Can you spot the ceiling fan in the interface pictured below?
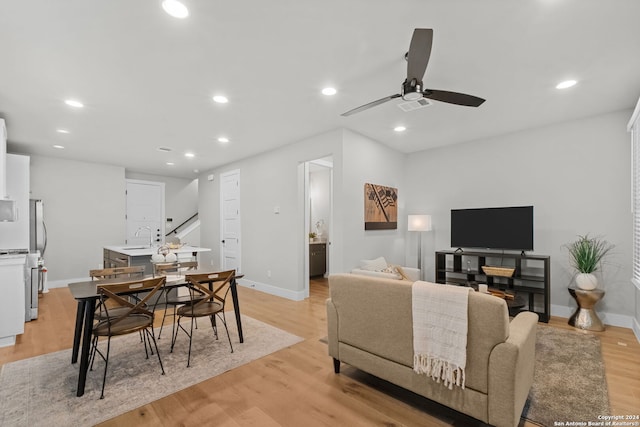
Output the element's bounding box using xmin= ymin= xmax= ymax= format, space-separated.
xmin=341 ymin=28 xmax=485 ymax=117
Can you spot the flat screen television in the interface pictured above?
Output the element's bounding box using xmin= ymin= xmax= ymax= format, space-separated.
xmin=450 ymin=206 xmax=534 ymax=251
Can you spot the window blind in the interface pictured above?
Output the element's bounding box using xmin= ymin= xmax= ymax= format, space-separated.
xmin=632 ymin=117 xmax=640 ymax=289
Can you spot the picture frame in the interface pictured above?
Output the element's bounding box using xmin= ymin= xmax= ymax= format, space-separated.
xmin=364 ymin=183 xmax=398 ymax=230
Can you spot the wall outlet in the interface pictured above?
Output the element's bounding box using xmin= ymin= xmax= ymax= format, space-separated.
xmin=267 ymin=270 xmax=271 ymax=278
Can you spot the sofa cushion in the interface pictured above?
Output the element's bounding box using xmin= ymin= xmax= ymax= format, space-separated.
xmin=350 ymin=268 xmax=403 ymax=280
xmin=359 ymin=256 xmax=389 ymax=271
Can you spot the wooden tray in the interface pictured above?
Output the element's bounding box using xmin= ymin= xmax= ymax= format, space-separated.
xmin=481 ymin=266 xmax=515 ymax=277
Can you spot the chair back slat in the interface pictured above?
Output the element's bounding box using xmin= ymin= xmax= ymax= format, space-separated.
xmin=97 ymin=277 xmax=166 ymax=325
xmin=90 ymin=266 xmax=145 ymax=280
xmin=185 ymin=270 xmax=235 ymax=308
xmin=154 ymin=260 xmax=198 ymax=276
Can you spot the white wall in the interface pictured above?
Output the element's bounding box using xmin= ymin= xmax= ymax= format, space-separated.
xmin=310 ymin=167 xmax=331 ymax=239
xmin=340 ymin=129 xmax=407 ymax=270
xmin=199 ymin=130 xmax=344 ymax=299
xmin=404 ymin=110 xmax=634 ymax=322
xmin=198 ymin=128 xmax=407 ymax=299
xmin=29 ymin=155 xmax=125 ymax=282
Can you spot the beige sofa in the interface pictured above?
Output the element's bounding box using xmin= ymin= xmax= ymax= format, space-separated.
xmin=326 ymin=273 xmax=538 ymax=427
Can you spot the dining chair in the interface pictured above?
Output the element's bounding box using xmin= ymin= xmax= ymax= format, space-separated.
xmin=89 ymin=276 xmax=166 ymax=399
xmin=154 ymin=260 xmax=200 ymax=339
xmin=171 ymin=270 xmax=235 ymax=367
xmin=90 ymin=266 xmax=147 ymax=322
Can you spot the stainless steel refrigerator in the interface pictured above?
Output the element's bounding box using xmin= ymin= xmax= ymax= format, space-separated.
xmin=26 ymin=199 xmax=47 ymax=321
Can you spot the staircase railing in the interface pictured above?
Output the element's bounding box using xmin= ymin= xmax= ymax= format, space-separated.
xmin=166 ymin=212 xmax=198 ymax=237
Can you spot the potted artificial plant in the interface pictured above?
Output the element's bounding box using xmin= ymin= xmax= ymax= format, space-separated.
xmin=566 ymin=234 xmax=614 ymax=290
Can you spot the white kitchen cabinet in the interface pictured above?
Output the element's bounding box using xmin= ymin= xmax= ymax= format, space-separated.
xmin=0 ymin=254 xmax=26 ymax=347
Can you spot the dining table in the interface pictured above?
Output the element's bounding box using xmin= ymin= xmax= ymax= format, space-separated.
xmin=68 ymin=271 xmax=245 ymax=397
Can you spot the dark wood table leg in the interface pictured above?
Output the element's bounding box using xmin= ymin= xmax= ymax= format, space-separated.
xmin=76 ymin=299 xmax=96 ymax=397
xmin=71 ymin=300 xmax=86 ymax=364
xmin=230 ymin=278 xmax=243 ymax=343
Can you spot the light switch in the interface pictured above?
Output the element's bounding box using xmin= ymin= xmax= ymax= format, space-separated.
xmin=274 ymin=206 xmax=280 ymax=214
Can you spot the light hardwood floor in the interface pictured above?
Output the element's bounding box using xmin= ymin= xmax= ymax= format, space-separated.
xmin=1 ymin=279 xmax=639 ymax=426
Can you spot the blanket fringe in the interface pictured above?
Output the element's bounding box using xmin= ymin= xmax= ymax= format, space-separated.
xmin=414 ymin=354 xmax=466 ymax=390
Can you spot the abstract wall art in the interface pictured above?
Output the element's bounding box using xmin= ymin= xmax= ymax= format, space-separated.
xmin=364 ymin=183 xmax=398 ymax=230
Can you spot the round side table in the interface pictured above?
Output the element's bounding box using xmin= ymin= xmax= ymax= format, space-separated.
xmin=567 ymin=287 xmax=605 ymax=331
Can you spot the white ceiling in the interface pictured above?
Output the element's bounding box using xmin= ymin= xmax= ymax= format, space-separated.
xmin=1 ymin=0 xmax=640 ymax=179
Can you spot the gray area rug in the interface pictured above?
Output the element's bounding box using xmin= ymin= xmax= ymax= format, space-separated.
xmin=522 ymin=324 xmax=610 ymax=426
xmin=0 ymin=315 xmax=303 ymax=427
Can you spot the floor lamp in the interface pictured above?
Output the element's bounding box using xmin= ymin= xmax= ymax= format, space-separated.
xmin=408 ymin=215 xmax=432 ymax=280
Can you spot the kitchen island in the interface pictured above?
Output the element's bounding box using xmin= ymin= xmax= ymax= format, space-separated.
xmin=103 ymin=245 xmax=211 ymax=275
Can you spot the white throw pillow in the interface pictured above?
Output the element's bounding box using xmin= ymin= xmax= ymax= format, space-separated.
xmin=360 ymin=256 xmax=388 ymax=272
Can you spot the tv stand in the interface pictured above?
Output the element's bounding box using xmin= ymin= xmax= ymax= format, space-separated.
xmin=435 ymin=250 xmax=550 ymax=322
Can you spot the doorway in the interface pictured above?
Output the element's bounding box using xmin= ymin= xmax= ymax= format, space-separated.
xmin=304 ymin=156 xmax=333 ymax=296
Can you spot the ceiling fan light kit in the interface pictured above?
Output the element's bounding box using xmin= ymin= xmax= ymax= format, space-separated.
xmin=401 ymin=81 xmax=423 ymax=101
xmin=341 ymin=28 xmax=485 ymax=117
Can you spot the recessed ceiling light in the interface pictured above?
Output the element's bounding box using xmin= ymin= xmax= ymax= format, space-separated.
xmin=322 ymin=87 xmax=337 ymax=96
xmin=158 ymin=147 xmax=172 ymax=152
xmin=56 ymin=129 xmax=69 ymax=134
xmin=212 ymin=95 xmax=229 ymax=104
xmin=166 ymin=162 xmax=175 ymax=166
xmin=64 ymin=99 xmax=84 ymax=108
xmin=184 ymin=152 xmax=195 ymax=158
xmin=556 ymin=80 xmax=577 ymax=89
xmin=217 ymin=137 xmax=229 ymax=143
xmin=53 ymin=145 xmax=65 ymax=149
xmin=193 ymin=169 xmax=199 ymax=173
xmin=162 ymin=0 xmax=189 ymax=19
xmin=394 ymin=126 xmax=407 ymax=132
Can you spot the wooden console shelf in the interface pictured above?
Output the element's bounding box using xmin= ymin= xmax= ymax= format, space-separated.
xmin=435 ymin=250 xmax=550 ymax=322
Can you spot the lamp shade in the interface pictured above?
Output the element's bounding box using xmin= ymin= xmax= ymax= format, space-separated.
xmin=408 ymin=214 xmax=432 ymax=232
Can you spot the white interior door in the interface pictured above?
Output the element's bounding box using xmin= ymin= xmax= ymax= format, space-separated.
xmin=220 ymin=170 xmax=241 ymax=272
xmin=126 ymin=180 xmax=165 ymax=247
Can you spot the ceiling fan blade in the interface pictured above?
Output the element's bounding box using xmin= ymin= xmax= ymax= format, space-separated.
xmin=422 ymin=89 xmax=485 ymax=107
xmin=406 ymin=29 xmax=433 ymax=82
xmin=341 ymin=94 xmax=401 ymax=117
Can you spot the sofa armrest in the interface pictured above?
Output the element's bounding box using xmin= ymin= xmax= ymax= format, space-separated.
xmin=326 ymin=297 xmax=339 ymax=361
xmin=398 ymin=267 xmax=420 ymax=281
xmin=487 ymin=311 xmax=538 ymax=427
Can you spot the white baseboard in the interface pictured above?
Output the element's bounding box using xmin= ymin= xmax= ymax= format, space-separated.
xmin=0 ymin=336 xmax=17 ymax=347
xmin=237 ymin=278 xmax=306 ymax=301
xmin=633 ymin=317 xmax=640 ymax=343
xmin=47 ymin=277 xmax=91 ymax=289
xmin=551 ymin=303 xmax=634 ymax=329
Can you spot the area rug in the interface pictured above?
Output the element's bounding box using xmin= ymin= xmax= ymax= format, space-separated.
xmin=0 ymin=315 xmax=303 ymax=427
xmin=521 ymin=324 xmax=610 ymax=426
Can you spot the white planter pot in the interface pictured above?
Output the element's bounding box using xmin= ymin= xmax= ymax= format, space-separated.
xmin=575 ymin=273 xmax=598 ymax=290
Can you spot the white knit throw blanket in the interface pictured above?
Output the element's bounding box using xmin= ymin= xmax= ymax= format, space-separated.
xmin=412 ymin=281 xmax=471 ymax=389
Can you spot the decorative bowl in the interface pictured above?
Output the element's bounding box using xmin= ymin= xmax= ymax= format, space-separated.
xmin=481 ymin=266 xmax=515 ymax=277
